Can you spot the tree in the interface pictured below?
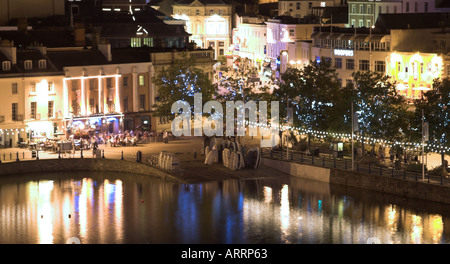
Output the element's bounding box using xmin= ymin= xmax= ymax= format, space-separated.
xmin=412 ymin=78 xmax=450 ymax=175
xmin=151 ymin=53 xmax=215 ymax=119
xmin=277 ymin=59 xmax=342 ymax=142
xmin=351 ymin=71 xmax=409 ymax=158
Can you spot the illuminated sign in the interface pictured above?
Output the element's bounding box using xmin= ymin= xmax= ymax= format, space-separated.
xmin=334 ymin=49 xmax=354 ymax=57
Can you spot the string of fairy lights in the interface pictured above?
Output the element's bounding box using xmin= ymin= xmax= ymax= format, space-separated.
xmin=244 ymin=120 xmax=450 ymax=154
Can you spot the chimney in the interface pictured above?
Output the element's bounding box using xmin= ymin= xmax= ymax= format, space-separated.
xmin=17 ymin=17 xmax=27 ymax=33
xmin=0 ymin=40 xmax=17 ymax=65
xmin=73 ymin=22 xmax=86 ymax=47
xmin=98 ymin=42 xmax=112 ymax=62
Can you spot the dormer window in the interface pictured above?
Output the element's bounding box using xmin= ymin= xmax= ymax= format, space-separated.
xmin=2 ymin=61 xmax=11 ymax=71
xmin=24 ymin=60 xmax=32 ymax=70
xmin=38 ymin=59 xmax=46 ymax=69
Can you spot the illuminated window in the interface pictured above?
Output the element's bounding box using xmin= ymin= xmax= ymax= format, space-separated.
xmin=359 ymin=19 xmax=363 ymax=27
xmin=30 ymin=82 xmax=36 ymax=93
xmin=139 ymin=75 xmax=145 ymax=86
xmin=320 ymin=2 xmax=326 ymax=7
xmin=48 ymin=81 xmax=55 ymax=93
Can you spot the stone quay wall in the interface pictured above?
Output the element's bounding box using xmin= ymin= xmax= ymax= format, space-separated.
xmin=262 ymin=158 xmax=450 ymax=205
xmin=0 ymin=158 xmax=182 ymax=183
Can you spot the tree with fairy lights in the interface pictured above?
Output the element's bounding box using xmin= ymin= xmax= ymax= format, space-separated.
xmin=411 ymin=78 xmax=450 ymax=176
xmin=152 ymin=53 xmax=215 ymax=119
xmin=350 ymin=71 xmax=409 ymax=160
xmin=278 ymin=59 xmax=342 ymax=145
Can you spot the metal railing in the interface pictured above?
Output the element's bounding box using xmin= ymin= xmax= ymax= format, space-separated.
xmin=261 ymin=148 xmax=449 ymax=186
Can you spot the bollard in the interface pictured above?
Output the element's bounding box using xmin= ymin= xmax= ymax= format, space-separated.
xmin=102 ymin=149 xmax=105 ymax=159
xmin=415 ymin=170 xmax=418 ymax=181
xmin=58 ymin=149 xmax=61 ymax=159
xmin=193 ymin=150 xmax=197 ymax=160
xmin=23 ymin=152 xmax=24 ymax=159
xmin=312 ymin=154 xmax=314 ymax=165
xmin=3 ymin=153 xmax=5 ymax=161
xmin=441 ymin=173 xmax=443 ymax=185
xmin=16 ymin=151 xmax=19 ymax=162
xmin=334 ymin=158 xmax=336 ymax=168
xmin=427 ymin=172 xmax=430 ymax=183
xmin=36 ymin=150 xmax=39 ymax=160
xmin=121 ymin=151 xmax=124 ymax=160
xmin=80 ymin=149 xmax=83 ymax=158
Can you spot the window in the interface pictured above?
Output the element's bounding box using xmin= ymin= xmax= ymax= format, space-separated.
xmin=351 ymin=19 xmax=356 ymax=27
xmin=209 ymin=9 xmax=214 ymax=15
xmin=89 ymin=98 xmax=94 ymax=110
xmin=12 ymin=83 xmax=18 ymax=94
xmin=196 ymin=9 xmax=200 ymax=15
xmin=308 ymin=2 xmax=312 ymax=9
xmin=139 ymin=75 xmax=145 ymax=86
xmin=424 ymin=2 xmax=428 ymax=12
xmin=346 ymin=59 xmax=355 ymax=70
xmin=296 ymin=3 xmax=300 ymax=9
xmin=414 ymin=2 xmax=418 ymax=12
xmin=89 ymin=79 xmax=96 ymax=90
xmin=289 ymin=29 xmax=295 ymax=36
xmin=219 ymin=9 xmax=223 ymax=15
xmin=367 ymin=20 xmax=371 ymax=28
xmin=24 ymin=60 xmax=32 ymax=70
xmin=359 ymin=60 xmax=370 ymax=71
xmin=38 ymin=59 xmax=46 ymax=69
xmin=139 ymin=94 xmax=145 ymax=110
xmin=30 ymin=82 xmax=36 ymax=93
xmin=72 ymin=80 xmax=78 ymax=91
xmin=394 ymin=6 xmax=397 ymax=13
xmin=106 ymin=78 xmax=112 ymax=88
xmin=367 ymin=5 xmax=371 ymax=14
xmin=346 ymin=79 xmax=353 ymax=87
xmin=379 ymin=5 xmax=382 ymax=14
xmin=2 ymin=61 xmax=11 ymax=71
xmin=447 ymin=65 xmax=450 ymax=76
xmin=359 ymin=19 xmax=364 ymax=27
xmin=48 ymin=82 xmax=55 ymax=93
xmin=335 ymin=58 xmax=342 ymax=69
xmin=386 ymin=6 xmax=389 ymax=13
xmin=360 ymin=4 xmax=364 ymax=13
xmin=375 ymin=61 xmax=385 ymax=73
xmin=352 ymin=4 xmax=356 ymax=13
xmin=48 ymin=101 xmax=54 ymax=118
xmin=12 ymin=103 xmax=18 ymax=121
xmin=30 ymin=102 xmax=37 ymax=119
xmin=123 ymin=76 xmax=128 ymax=87
xmin=218 ymin=41 xmax=224 ymax=47
xmin=406 ymin=2 xmax=409 ymax=12
xmin=219 ymin=48 xmax=224 ymax=56
xmin=123 ymin=96 xmax=128 ymax=112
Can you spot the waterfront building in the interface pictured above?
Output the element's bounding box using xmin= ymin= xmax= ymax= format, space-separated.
xmin=172 ymin=0 xmax=233 ymax=59
xmin=347 ymin=0 xmax=450 ymax=28
xmin=231 ymin=15 xmax=267 ymax=72
xmin=278 ymin=0 xmax=346 ymax=19
xmin=0 ymin=40 xmax=64 ymax=147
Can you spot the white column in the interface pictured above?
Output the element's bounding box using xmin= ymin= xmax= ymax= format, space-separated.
xmin=98 ymin=71 xmax=103 ymax=114
xmin=132 ymin=67 xmax=138 ymax=112
xmin=63 ymin=78 xmax=69 ymax=118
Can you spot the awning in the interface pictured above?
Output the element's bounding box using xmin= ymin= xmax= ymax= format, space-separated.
xmin=353 ymin=34 xmax=368 ymax=42
xmin=368 ymin=34 xmax=386 ymax=42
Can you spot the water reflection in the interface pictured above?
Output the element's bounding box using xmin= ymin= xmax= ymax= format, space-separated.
xmin=0 ymin=172 xmax=450 ymax=244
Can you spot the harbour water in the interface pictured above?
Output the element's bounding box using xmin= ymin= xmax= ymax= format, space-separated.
xmin=1 ymin=171 xmax=449 ymax=244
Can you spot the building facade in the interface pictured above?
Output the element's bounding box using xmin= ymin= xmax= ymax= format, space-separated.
xmin=172 ymin=0 xmax=232 ymax=59
xmin=278 ymin=0 xmax=344 ymax=19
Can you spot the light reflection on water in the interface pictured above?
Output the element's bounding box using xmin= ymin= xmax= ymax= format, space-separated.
xmin=0 ymin=171 xmax=450 ymax=244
